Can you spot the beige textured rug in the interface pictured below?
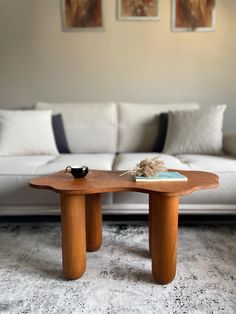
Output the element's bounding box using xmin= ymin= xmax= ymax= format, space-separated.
xmin=0 ymin=223 xmax=235 ymax=314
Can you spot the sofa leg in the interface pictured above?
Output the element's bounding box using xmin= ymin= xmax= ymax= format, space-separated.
xmin=86 ymin=194 xmax=102 ymax=252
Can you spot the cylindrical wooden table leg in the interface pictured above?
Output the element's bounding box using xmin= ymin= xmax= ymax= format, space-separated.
xmin=151 ymin=193 xmax=179 ymax=284
xmin=149 ymin=192 xmax=152 ymax=257
xmin=85 ymin=194 xmax=102 ymax=252
xmin=61 ymin=193 xmax=86 ymax=280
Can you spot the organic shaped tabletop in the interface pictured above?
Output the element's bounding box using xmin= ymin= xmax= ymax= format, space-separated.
xmin=29 ymin=169 xmax=219 ymax=197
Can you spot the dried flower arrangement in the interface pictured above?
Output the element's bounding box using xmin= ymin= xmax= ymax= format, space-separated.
xmin=120 ymin=157 xmax=167 ymax=177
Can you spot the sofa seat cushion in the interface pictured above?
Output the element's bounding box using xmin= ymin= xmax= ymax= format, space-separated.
xmin=113 ymin=153 xmax=191 ymax=172
xmin=112 ymin=153 xmax=191 ymax=205
xmin=176 ymin=154 xmax=236 ymax=172
xmin=0 ymin=154 xmax=115 ymax=206
xmin=180 ymin=172 xmax=236 ymax=205
xmin=113 ymin=153 xmax=236 ymax=206
xmin=0 ymin=154 xmax=115 ymax=175
xmin=174 ymin=154 xmax=236 ymax=205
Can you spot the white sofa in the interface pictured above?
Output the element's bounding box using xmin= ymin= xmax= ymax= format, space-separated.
xmin=0 ymin=102 xmax=236 ymax=216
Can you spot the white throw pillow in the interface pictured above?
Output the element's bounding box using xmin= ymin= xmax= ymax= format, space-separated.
xmin=163 ymin=105 xmax=227 ymax=155
xmin=0 ymin=110 xmax=59 ymax=156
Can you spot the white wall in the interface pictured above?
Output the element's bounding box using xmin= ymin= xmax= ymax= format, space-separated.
xmin=0 ymin=0 xmax=235 ymax=133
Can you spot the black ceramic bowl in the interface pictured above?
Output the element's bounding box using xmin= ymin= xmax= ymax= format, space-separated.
xmin=65 ymin=166 xmax=89 ymax=179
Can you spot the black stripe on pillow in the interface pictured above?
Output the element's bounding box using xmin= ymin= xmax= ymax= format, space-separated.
xmin=152 ymin=113 xmax=168 ymax=152
xmin=52 ymin=114 xmax=70 ymax=154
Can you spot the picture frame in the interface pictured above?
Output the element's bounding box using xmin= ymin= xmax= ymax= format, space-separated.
xmin=117 ymin=0 xmax=160 ymax=21
xmin=61 ymin=0 xmax=104 ymax=31
xmin=172 ymin=0 xmax=216 ymax=32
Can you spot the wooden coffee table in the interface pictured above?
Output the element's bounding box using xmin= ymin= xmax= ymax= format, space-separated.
xmin=29 ymin=169 xmax=219 ymax=284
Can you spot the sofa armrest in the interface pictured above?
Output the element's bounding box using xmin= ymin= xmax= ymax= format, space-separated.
xmin=223 ymin=134 xmax=236 ymax=157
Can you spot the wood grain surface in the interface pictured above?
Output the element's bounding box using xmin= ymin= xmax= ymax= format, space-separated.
xmin=85 ymin=194 xmax=102 ymax=252
xmin=30 ymin=169 xmax=219 ymax=197
xmin=150 ymin=193 xmax=179 ymax=284
xmin=61 ymin=194 xmax=86 ymax=280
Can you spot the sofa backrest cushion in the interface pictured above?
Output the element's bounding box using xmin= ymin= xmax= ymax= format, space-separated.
xmin=118 ymin=102 xmax=200 ymax=152
xmin=36 ymin=102 xmax=118 ymax=153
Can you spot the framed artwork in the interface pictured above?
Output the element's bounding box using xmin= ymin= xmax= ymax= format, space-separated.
xmin=172 ymin=0 xmax=216 ymax=32
xmin=117 ymin=0 xmax=160 ymax=20
xmin=61 ymin=0 xmax=103 ymax=31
